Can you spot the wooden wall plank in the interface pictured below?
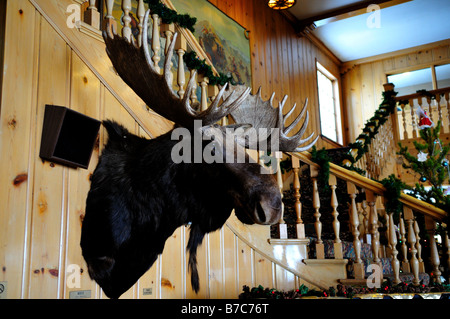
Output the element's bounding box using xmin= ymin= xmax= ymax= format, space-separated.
xmin=160 ymin=227 xmax=186 ymax=299
xmin=27 ymin=16 xmax=68 ymax=299
xmin=0 ymin=0 xmax=38 ymax=299
xmin=63 ymin=51 xmax=101 ymax=299
xmin=208 ymin=228 xmax=225 ymax=299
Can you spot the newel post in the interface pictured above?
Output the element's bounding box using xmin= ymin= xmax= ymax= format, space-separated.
xmin=85 ymin=0 xmax=100 ymax=28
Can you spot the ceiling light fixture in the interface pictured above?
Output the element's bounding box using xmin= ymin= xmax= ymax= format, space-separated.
xmin=267 ymin=0 xmax=296 ymax=10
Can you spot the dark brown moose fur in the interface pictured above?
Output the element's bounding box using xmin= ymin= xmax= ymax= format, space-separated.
xmin=80 ymin=120 xmax=281 ymax=298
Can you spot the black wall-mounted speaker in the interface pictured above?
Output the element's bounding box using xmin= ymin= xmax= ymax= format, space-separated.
xmin=39 ymin=105 xmax=101 ymax=169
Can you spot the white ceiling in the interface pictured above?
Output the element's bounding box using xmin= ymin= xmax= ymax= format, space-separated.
xmin=287 ymin=0 xmax=450 ymax=62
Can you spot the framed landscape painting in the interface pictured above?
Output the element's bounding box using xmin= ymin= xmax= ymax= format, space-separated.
xmin=169 ymin=0 xmax=252 ymax=86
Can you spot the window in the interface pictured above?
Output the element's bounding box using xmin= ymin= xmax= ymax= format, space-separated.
xmin=387 ymin=63 xmax=450 ymax=96
xmin=316 ymin=62 xmax=343 ymax=145
xmin=387 ymin=67 xmax=433 ymax=96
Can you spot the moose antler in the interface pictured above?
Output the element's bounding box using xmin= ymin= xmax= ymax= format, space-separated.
xmin=226 ymin=86 xmax=319 ymax=152
xmin=103 ymin=10 xmax=250 ymax=128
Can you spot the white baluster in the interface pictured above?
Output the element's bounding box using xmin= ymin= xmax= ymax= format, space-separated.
xmin=122 ymin=0 xmax=132 ymax=41
xmin=329 ymin=174 xmax=342 ymax=259
xmin=151 ymin=13 xmax=161 ymax=73
xmin=292 ymin=157 xmax=305 ymax=238
xmin=309 ymin=166 xmax=324 ymax=258
xmin=175 ymin=35 xmax=187 ymax=98
xmin=137 ymin=0 xmax=145 ymax=47
xmin=311 ymin=166 xmax=322 ymax=246
xmin=198 ymin=74 xmax=208 ymax=111
xmin=276 ymin=152 xmax=287 ymax=239
xmin=410 ymin=99 xmax=418 ymax=138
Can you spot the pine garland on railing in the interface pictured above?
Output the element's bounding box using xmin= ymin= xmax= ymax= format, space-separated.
xmin=183 ymin=51 xmax=235 ymax=86
xmin=143 ymin=0 xmax=197 ymax=32
xmin=341 ymin=89 xmax=398 ymax=166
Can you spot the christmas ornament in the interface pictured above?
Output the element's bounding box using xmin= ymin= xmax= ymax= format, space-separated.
xmin=419 ymin=176 xmax=427 ymax=182
xmin=442 ymin=158 xmax=449 ymax=167
xmin=416 ymin=106 xmax=434 ymax=129
xmin=417 ymin=151 xmax=428 ymax=162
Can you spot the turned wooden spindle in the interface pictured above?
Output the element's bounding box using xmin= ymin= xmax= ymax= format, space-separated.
xmin=404 ymin=207 xmax=419 ymax=285
xmin=410 ymin=99 xmax=418 ymax=138
xmin=175 ymin=35 xmax=187 ymax=98
xmin=198 ymin=75 xmax=209 ymax=111
xmin=310 ymin=166 xmax=322 ymax=244
xmin=414 ymin=219 xmax=425 ymax=272
xmin=291 ymin=157 xmax=304 ymax=238
xmin=151 ymin=13 xmax=161 ymax=73
xmin=103 ymin=0 xmax=117 ymax=33
xmin=366 ymin=190 xmax=380 ymax=264
xmin=275 ymin=152 xmax=287 ymax=239
xmin=329 ymin=174 xmax=343 ymax=259
xmin=399 ymin=214 xmax=410 ymax=273
xmin=400 ymin=102 xmax=408 ymax=139
xmin=347 ymin=182 xmax=364 ymax=278
xmin=121 ymin=0 xmax=132 ymax=41
xmin=444 ymin=230 xmax=450 ymax=282
xmin=137 ymin=0 xmax=145 ymax=47
xmin=388 ymin=211 xmax=401 ymax=284
xmin=425 ymin=217 xmax=442 ymax=284
xmin=189 ymin=70 xmax=199 ymax=106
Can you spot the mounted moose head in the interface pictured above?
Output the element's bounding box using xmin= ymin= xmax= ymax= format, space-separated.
xmin=80 ymin=10 xmax=318 ymax=299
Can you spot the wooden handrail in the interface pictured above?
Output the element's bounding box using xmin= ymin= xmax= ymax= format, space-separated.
xmin=289 ymin=151 xmax=447 ymax=221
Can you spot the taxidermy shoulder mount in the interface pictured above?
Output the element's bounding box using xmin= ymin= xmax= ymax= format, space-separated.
xmin=80 ymin=10 xmax=318 ymax=299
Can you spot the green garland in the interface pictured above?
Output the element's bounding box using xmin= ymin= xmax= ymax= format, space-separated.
xmin=380 ymin=174 xmax=410 ymax=223
xmin=183 ymin=51 xmax=235 ymax=86
xmin=341 ymin=89 xmax=398 ymax=166
xmin=143 ymin=0 xmax=197 ymax=32
xmin=310 ymin=146 xmax=331 ymax=191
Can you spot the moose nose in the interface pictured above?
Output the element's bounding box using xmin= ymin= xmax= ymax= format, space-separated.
xmin=254 ymin=197 xmax=282 ymax=225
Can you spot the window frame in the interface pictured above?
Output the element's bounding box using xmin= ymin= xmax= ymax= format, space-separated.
xmin=316 ymin=61 xmax=344 ymax=146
